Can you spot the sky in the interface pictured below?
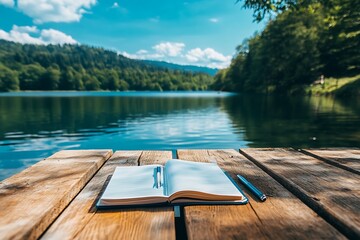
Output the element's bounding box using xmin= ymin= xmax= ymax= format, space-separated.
xmin=0 ymin=0 xmax=265 ymax=68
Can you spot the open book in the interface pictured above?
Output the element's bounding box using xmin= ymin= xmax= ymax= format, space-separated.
xmin=97 ymin=159 xmax=248 ymax=207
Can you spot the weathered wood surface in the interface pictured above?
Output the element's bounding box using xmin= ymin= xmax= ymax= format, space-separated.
xmin=177 ymin=149 xmax=344 ymax=240
xmin=0 ymin=150 xmax=112 ymax=240
xmin=240 ymin=148 xmax=360 ymax=239
xmin=42 ymin=151 xmax=175 ymax=240
xmin=302 ymin=148 xmax=360 ymax=175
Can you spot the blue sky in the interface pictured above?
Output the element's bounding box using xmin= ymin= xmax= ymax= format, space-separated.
xmin=0 ymin=0 xmax=264 ymax=68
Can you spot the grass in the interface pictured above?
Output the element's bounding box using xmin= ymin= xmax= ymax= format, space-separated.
xmin=305 ymin=75 xmax=360 ymax=96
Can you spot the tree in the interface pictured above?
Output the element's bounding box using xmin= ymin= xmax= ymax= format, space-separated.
xmin=320 ymin=0 xmax=360 ymax=77
xmin=19 ymin=64 xmax=45 ymax=90
xmin=212 ymin=3 xmax=326 ymax=93
xmin=40 ymin=66 xmax=61 ymax=90
xmin=84 ymin=74 xmax=101 ymax=90
xmin=0 ymin=40 xmax=214 ymax=92
xmin=59 ymin=67 xmax=75 ymax=90
xmin=237 ymin=0 xmax=325 ymax=22
xmin=259 ymin=6 xmax=323 ymax=89
xmin=212 ymin=69 xmax=232 ymax=91
xmin=118 ymin=79 xmax=129 ymax=91
xmin=106 ymin=69 xmax=120 ymax=90
xmin=0 ymin=64 xmax=19 ymax=91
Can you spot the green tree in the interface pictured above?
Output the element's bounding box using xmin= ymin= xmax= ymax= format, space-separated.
xmin=213 ymin=2 xmax=331 ymax=93
xmin=237 ymin=0 xmax=325 ymax=22
xmin=260 ymin=6 xmax=323 ymax=90
xmin=19 ymin=64 xmax=46 ymax=90
xmin=0 ymin=64 xmax=19 ymax=91
xmin=320 ymin=0 xmax=360 ymax=77
xmin=107 ymin=69 xmax=120 ymax=90
xmin=0 ymin=40 xmax=214 ymax=92
xmin=40 ymin=66 xmax=61 ymax=90
xmin=59 ymin=67 xmax=75 ymax=90
xmin=84 ymin=74 xmax=101 ymax=90
xmin=118 ymin=79 xmax=129 ymax=91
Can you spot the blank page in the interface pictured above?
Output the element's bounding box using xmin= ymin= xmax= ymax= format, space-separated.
xmin=165 ymin=159 xmax=244 ymax=199
xmin=99 ymin=165 xmax=166 ymax=206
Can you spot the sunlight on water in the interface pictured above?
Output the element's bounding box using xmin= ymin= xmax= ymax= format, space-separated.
xmin=0 ymin=91 xmax=359 ymax=180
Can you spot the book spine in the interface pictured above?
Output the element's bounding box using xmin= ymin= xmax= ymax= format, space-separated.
xmin=163 ymin=166 xmax=169 ymax=197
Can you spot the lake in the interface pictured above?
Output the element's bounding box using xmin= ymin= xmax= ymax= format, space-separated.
xmin=0 ymin=91 xmax=359 ymax=180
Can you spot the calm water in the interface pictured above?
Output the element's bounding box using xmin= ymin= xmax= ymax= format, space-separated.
xmin=0 ymin=91 xmax=359 ymax=180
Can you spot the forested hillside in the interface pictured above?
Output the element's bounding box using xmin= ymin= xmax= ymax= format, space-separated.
xmin=213 ymin=0 xmax=359 ymax=94
xmin=0 ymin=40 xmax=213 ymax=92
xmin=142 ymin=60 xmax=219 ymax=76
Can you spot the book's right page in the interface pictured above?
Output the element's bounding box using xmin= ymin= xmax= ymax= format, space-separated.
xmin=165 ymin=159 xmax=247 ymax=203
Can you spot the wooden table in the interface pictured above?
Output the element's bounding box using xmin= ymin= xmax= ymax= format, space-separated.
xmin=0 ymin=148 xmax=359 ymax=239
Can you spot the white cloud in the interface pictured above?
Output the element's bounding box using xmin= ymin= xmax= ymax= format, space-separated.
xmin=119 ymin=42 xmax=231 ymax=69
xmin=0 ymin=25 xmax=43 ymax=44
xmin=186 ymin=48 xmax=230 ymax=62
xmin=184 ymin=48 xmax=231 ymax=68
xmin=40 ymin=29 xmax=77 ymax=44
xmin=0 ymin=0 xmax=13 ymax=7
xmin=111 ymin=2 xmax=119 ymax=8
xmin=120 ymin=50 xmax=163 ymax=60
xmin=13 ymin=25 xmax=38 ymax=33
xmin=0 ymin=25 xmax=77 ymax=45
xmin=209 ymin=18 xmax=219 ymax=23
xmin=136 ymin=49 xmax=148 ymax=55
xmin=120 ymin=51 xmax=138 ymax=59
xmin=3 ymin=0 xmax=97 ymax=23
xmin=152 ymin=42 xmax=185 ymax=57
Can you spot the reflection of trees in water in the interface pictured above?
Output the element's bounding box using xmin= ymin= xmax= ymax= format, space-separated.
xmin=307 ymin=96 xmax=360 ymax=116
xmin=1 ymin=94 xmax=359 ymax=147
xmin=0 ymin=96 xmax=216 ymax=139
xmin=221 ymin=94 xmax=360 ymax=148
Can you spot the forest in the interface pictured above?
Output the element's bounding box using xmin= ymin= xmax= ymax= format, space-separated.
xmin=1 ymin=0 xmax=358 ymax=94
xmin=0 ymin=40 xmax=214 ymax=92
xmin=213 ymin=0 xmax=359 ymax=94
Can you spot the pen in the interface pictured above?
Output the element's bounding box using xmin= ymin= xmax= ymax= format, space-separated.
xmin=237 ymin=175 xmax=266 ymax=202
xmin=156 ymin=166 xmax=161 ymax=188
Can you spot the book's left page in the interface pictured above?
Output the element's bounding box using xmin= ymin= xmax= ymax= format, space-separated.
xmin=97 ymin=165 xmax=168 ymax=207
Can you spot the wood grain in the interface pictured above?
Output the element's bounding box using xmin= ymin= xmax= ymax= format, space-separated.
xmin=240 ymin=148 xmax=360 ymax=239
xmin=0 ymin=150 xmax=112 ymax=240
xmin=42 ymin=151 xmax=175 ymax=240
xmin=177 ymin=149 xmax=344 ymax=240
xmin=301 ymin=148 xmax=360 ymax=175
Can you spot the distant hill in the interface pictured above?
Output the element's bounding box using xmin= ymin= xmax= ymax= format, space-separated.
xmin=0 ymin=40 xmax=214 ymax=92
xmin=142 ymin=60 xmax=219 ymax=76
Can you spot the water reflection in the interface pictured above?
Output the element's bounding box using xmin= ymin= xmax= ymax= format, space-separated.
xmin=0 ymin=95 xmax=214 ymax=136
xmin=221 ymin=94 xmax=360 ymax=148
xmin=0 ymin=91 xmax=359 ymax=180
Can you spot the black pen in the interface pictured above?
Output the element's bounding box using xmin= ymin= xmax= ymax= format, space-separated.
xmin=237 ymin=175 xmax=266 ymax=202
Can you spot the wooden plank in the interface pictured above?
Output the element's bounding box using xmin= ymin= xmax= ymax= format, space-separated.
xmin=41 ymin=151 xmax=141 ymax=240
xmin=43 ymin=151 xmax=175 ymax=240
xmin=177 ymin=149 xmax=344 ymax=240
xmin=139 ymin=151 xmax=173 ymax=165
xmin=240 ymin=148 xmax=360 ymax=239
xmin=301 ymin=148 xmax=360 ymax=175
xmin=0 ymin=150 xmax=112 ymax=240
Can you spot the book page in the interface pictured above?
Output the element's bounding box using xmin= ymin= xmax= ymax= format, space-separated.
xmin=98 ymin=165 xmax=168 ymax=206
xmin=165 ymin=159 xmax=245 ymax=202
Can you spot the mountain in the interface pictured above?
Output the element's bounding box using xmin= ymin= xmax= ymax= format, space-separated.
xmin=0 ymin=40 xmax=214 ymax=92
xmin=142 ymin=60 xmax=219 ymax=76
